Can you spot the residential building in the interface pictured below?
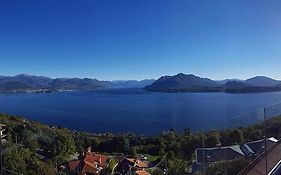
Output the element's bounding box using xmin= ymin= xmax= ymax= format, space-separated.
xmin=115 ymin=158 xmax=150 ymax=175
xmin=241 ymin=137 xmax=278 ymax=158
xmin=193 ymin=144 xmax=245 ymax=173
xmin=67 ymin=151 xmax=109 ymax=175
xmin=238 ymin=139 xmax=281 ymax=175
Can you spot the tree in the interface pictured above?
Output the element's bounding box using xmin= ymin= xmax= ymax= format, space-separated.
xmin=3 ymin=147 xmax=56 ymax=175
xmin=3 ymin=148 xmax=29 ymax=174
xmin=168 ymin=158 xmax=187 ymax=175
xmin=207 ymin=158 xmax=249 ymax=175
xmin=205 ymin=132 xmax=220 ymax=147
xmin=229 ymin=129 xmax=244 ymax=144
xmin=51 ymin=135 xmax=76 ymax=164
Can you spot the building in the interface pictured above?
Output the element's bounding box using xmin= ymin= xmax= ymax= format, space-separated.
xmin=193 ymin=144 xmax=245 ymax=173
xmin=67 ymin=152 xmax=109 ymax=175
xmin=115 ymin=158 xmax=150 ymax=175
xmin=0 ymin=124 xmax=6 ymax=144
xmin=238 ymin=139 xmax=281 ymax=175
xmin=241 ymin=137 xmax=278 ymax=158
xmin=195 ymin=144 xmax=245 ymax=164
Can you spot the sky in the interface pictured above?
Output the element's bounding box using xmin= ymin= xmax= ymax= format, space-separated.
xmin=1 ymin=0 xmax=281 ymax=80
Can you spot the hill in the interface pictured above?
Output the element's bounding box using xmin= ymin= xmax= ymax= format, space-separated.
xmin=145 ymin=73 xmax=220 ymax=92
xmin=245 ymin=76 xmax=281 ymax=87
xmin=145 ymin=73 xmax=281 ymax=93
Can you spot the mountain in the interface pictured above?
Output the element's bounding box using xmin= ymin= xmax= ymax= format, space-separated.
xmin=2 ymin=73 xmax=281 ymax=93
xmin=0 ymin=74 xmax=154 ymax=92
xmin=110 ymin=79 xmax=155 ymax=89
xmin=216 ymin=79 xmax=243 ymax=84
xmin=13 ymin=74 xmax=53 ymax=87
xmin=145 ymin=73 xmax=281 ymax=93
xmin=244 ymin=76 xmax=281 ymax=87
xmin=145 ymin=73 xmax=220 ymax=92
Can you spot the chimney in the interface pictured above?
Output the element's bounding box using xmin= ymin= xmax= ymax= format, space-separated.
xmin=217 ymin=143 xmax=221 ymax=149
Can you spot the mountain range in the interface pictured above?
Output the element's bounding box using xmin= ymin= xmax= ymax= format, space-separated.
xmin=1 ymin=73 xmax=281 ymax=93
xmin=145 ymin=73 xmax=281 ymax=93
xmin=0 ymin=74 xmax=155 ymax=92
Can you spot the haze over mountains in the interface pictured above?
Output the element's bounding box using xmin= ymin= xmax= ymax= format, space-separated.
xmin=145 ymin=73 xmax=281 ymax=93
xmin=1 ymin=73 xmax=281 ymax=93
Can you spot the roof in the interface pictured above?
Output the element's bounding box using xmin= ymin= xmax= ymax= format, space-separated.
xmin=242 ymin=140 xmax=281 ymax=175
xmin=136 ymin=170 xmax=151 ymax=175
xmin=241 ymin=137 xmax=278 ymax=156
xmin=67 ymin=152 xmax=109 ymax=175
xmin=115 ymin=158 xmax=149 ymax=175
xmin=68 ymin=160 xmax=80 ymax=172
xmin=127 ymin=158 xmax=148 ymax=168
xmin=84 ymin=152 xmax=109 ymax=168
xmin=269 ymin=160 xmax=281 ymax=175
xmin=196 ymin=145 xmax=245 ymax=163
xmin=80 ymin=161 xmax=98 ymax=174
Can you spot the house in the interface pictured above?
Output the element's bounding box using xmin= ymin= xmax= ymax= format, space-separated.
xmin=195 ymin=144 xmax=245 ymax=164
xmin=114 ymin=158 xmax=149 ymax=175
xmin=193 ymin=144 xmax=245 ymax=173
xmin=0 ymin=124 xmax=6 ymax=144
xmin=238 ymin=139 xmax=281 ymax=175
xmin=67 ymin=152 xmax=109 ymax=175
xmin=126 ymin=158 xmax=149 ymax=169
xmin=241 ymin=137 xmax=278 ymax=157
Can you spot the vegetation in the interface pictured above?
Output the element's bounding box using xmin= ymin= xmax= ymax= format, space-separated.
xmin=206 ymin=158 xmax=250 ymax=175
xmin=0 ymin=113 xmax=280 ymax=174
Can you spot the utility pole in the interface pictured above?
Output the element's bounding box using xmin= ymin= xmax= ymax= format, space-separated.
xmin=0 ymin=124 xmax=6 ymax=175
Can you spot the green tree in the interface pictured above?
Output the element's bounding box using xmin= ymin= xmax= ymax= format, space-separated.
xmin=207 ymin=158 xmax=249 ymax=175
xmin=205 ymin=132 xmax=220 ymax=147
xmin=51 ymin=135 xmax=76 ymax=164
xmin=3 ymin=148 xmax=29 ymax=174
xmin=168 ymin=158 xmax=187 ymax=175
xmin=229 ymin=129 xmax=244 ymax=144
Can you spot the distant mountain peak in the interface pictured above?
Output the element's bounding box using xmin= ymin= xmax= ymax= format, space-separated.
xmin=245 ymin=76 xmax=280 ymax=87
xmin=145 ymin=73 xmax=220 ymax=92
xmin=145 ymin=73 xmax=281 ymax=93
xmin=14 ymin=74 xmax=33 ymax=77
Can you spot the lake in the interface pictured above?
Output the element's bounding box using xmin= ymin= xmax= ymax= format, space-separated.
xmin=1 ymin=89 xmax=281 ymax=135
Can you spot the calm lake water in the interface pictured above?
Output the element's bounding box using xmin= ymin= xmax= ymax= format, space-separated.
xmin=1 ymin=89 xmax=281 ymax=135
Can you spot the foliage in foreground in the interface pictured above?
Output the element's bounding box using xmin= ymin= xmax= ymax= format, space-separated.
xmin=0 ymin=113 xmax=280 ymax=174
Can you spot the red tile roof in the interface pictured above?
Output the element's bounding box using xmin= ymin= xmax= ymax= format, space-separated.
xmin=68 ymin=160 xmax=80 ymax=172
xmin=81 ymin=161 xmax=98 ymax=174
xmin=127 ymin=158 xmax=148 ymax=168
xmin=67 ymin=152 xmax=109 ymax=175
xmin=136 ymin=170 xmax=151 ymax=175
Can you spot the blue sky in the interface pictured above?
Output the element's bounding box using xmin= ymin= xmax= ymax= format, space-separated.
xmin=1 ymin=0 xmax=281 ymax=80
